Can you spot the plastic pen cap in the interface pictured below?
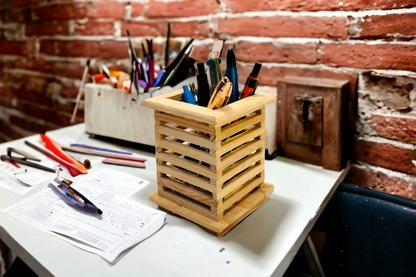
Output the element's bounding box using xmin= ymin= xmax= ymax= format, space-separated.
xmin=226 ymin=49 xmax=237 ymax=68
xmin=197 ymin=62 xmax=205 ymax=74
xmin=251 ymin=63 xmax=262 ymax=77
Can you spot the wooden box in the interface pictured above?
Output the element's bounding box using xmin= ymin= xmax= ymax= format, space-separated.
xmin=277 ymin=76 xmax=350 ymax=171
xmin=141 ymin=90 xmax=275 ymax=236
xmin=84 ymin=84 xmax=166 ymax=146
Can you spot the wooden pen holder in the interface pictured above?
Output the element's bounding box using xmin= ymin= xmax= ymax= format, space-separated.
xmin=141 ymin=90 xmax=275 ymax=236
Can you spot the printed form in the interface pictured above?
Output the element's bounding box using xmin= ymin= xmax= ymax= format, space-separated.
xmin=2 ymin=169 xmax=166 ymax=264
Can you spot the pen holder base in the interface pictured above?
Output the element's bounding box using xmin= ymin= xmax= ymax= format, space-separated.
xmin=150 ymin=182 xmax=273 ymax=236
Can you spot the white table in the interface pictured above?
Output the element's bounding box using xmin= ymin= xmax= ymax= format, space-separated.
xmin=0 ymin=124 xmax=349 ymax=277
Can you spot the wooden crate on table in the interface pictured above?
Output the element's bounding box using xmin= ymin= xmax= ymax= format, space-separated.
xmin=141 ymin=89 xmax=275 ymax=236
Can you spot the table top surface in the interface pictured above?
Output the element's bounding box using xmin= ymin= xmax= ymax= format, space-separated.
xmin=0 ymin=124 xmax=348 ymax=277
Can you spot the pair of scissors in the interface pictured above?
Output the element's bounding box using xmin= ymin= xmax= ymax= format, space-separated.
xmin=1 ymin=147 xmax=56 ymax=172
xmin=207 ymin=77 xmax=233 ymax=110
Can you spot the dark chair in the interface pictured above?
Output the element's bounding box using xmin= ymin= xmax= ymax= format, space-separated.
xmin=319 ymin=183 xmax=416 ymax=277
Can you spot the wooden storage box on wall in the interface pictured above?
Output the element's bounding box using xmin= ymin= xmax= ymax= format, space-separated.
xmin=277 ymin=76 xmax=352 ymax=171
xmin=141 ymin=89 xmax=275 ymax=236
xmin=84 ymin=84 xmax=164 ymax=146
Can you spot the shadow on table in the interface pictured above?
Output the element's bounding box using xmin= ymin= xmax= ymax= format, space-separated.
xmin=219 ymin=194 xmax=293 ymax=255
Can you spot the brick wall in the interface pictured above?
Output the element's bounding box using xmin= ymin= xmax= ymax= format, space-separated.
xmin=1 ymin=0 xmax=416 ymax=199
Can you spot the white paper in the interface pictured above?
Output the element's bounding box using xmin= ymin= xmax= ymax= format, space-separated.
xmin=2 ymin=169 xmax=165 ymax=264
xmin=0 ymin=160 xmax=57 ymax=194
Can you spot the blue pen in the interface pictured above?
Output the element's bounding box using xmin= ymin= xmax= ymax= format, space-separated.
xmin=182 ymin=85 xmax=196 ymax=105
xmin=70 ymin=144 xmax=132 ymax=155
xmin=224 ymin=48 xmax=239 ymax=103
xmin=54 ymin=178 xmax=103 ymax=215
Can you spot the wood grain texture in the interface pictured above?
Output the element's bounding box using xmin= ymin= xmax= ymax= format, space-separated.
xmin=149 ymin=182 xmax=274 ymax=236
xmin=146 ymin=90 xmax=275 ymax=235
xmin=277 ymin=76 xmax=350 ymax=171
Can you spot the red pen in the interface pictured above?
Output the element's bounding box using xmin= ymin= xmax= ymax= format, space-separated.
xmin=240 ymin=63 xmax=262 ymax=99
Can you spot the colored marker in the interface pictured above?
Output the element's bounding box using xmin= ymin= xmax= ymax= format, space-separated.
xmin=196 ymin=63 xmax=210 ymax=107
xmin=224 ymin=48 xmax=239 ymax=103
xmin=182 ymin=85 xmax=196 ymax=105
xmin=240 ymin=63 xmax=262 ymax=99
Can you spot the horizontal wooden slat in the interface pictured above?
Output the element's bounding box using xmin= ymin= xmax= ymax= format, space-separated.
xmin=219 ymin=139 xmax=263 ymax=171
xmin=217 ymin=164 xmax=264 ymax=199
xmin=156 ymin=138 xmax=216 ymax=165
xmin=155 ymin=125 xmax=215 ymax=150
xmin=156 ymin=152 xmax=216 ymax=179
xmin=159 ymin=177 xmax=216 ymax=207
xmin=213 ymin=92 xmax=275 ymax=125
xmin=158 ymin=164 xmax=215 ymax=193
xmin=217 ymin=127 xmax=264 ymax=156
xmin=220 ymin=152 xmax=263 ymax=183
xmin=219 ymin=177 xmax=263 ymax=214
xmin=218 ymin=112 xmax=264 ymax=140
xmin=150 ymin=191 xmax=227 ymax=233
xmin=158 ymin=188 xmax=218 ymax=220
xmin=155 ymin=112 xmax=214 ymax=134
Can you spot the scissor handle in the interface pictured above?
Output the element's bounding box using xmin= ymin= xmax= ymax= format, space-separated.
xmin=7 ymin=147 xmax=41 ymax=162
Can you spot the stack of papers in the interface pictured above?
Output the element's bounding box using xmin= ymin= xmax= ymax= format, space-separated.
xmin=2 ymin=169 xmax=166 ymax=264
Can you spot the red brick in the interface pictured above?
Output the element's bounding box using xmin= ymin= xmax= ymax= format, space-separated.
xmin=0 ymin=86 xmax=14 ymax=107
xmin=74 ymin=20 xmax=114 ymax=36
xmin=189 ymin=44 xmax=211 ymax=63
xmin=121 ymin=21 xmax=166 ymax=37
xmin=26 ymin=20 xmax=69 ymax=36
xmin=0 ymin=39 xmax=37 ymax=56
xmin=222 ymin=0 xmax=416 ymax=12
xmin=14 ymin=101 xmax=76 ymax=127
xmin=1 ymin=8 xmax=31 ymax=23
xmin=353 ymin=13 xmax=416 ymax=39
xmin=9 ymin=116 xmax=53 ymax=134
xmin=171 ymin=21 xmax=209 ymax=38
xmin=234 ymin=41 xmax=317 ymax=64
xmin=1 ymin=0 xmax=44 ymax=9
xmin=353 ymin=139 xmax=416 ymax=175
xmin=217 ymin=15 xmax=347 ymax=39
xmin=0 ymin=118 xmax=32 ymax=141
xmin=130 ymin=3 xmax=145 ymax=17
xmin=371 ymin=115 xmax=416 ymax=144
xmin=345 ymin=165 xmax=416 ymax=200
xmin=146 ymin=0 xmax=219 ymax=18
xmin=237 ymin=63 xmax=357 ymax=87
xmin=32 ymin=2 xmax=125 ymax=21
xmin=319 ymin=43 xmax=416 ymax=72
xmin=40 ymin=40 xmax=129 ymax=59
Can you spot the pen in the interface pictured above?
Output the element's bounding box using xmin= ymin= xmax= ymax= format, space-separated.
xmin=182 ymin=85 xmax=196 ymax=105
xmin=240 ymin=63 xmax=262 ymax=99
xmin=54 ymin=177 xmax=103 ymax=215
xmin=224 ymin=48 xmax=239 ymax=103
xmin=196 ymin=62 xmax=210 ymax=107
xmin=207 ymin=52 xmax=221 ymax=94
xmin=70 ymin=144 xmax=132 ymax=155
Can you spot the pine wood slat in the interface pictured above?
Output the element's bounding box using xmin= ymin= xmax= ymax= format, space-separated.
xmin=220 ymin=151 xmax=263 ymax=183
xmin=156 ymin=152 xmax=216 ymax=179
xmin=155 ymin=138 xmax=216 ymax=165
xmin=155 ymin=112 xmax=214 ymax=134
xmin=219 ymin=177 xmax=264 ymax=214
xmin=158 ymin=164 xmax=215 ymax=192
xmin=219 ymin=139 xmax=264 ymax=171
xmin=217 ymin=127 xmax=264 ymax=157
xmin=159 ymin=177 xmax=216 ymax=207
xmin=217 ymin=165 xmax=264 ymax=200
xmin=218 ymin=112 xmax=264 ymax=141
xmin=149 ymin=183 xmax=273 ymax=236
xmin=158 ymin=188 xmax=218 ymax=221
xmin=155 ymin=125 xmax=215 ymax=150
